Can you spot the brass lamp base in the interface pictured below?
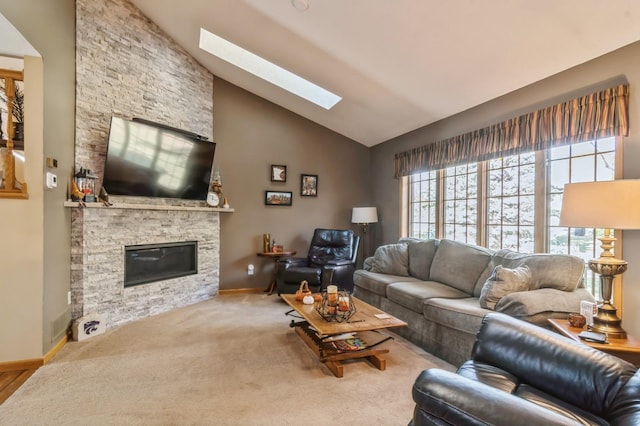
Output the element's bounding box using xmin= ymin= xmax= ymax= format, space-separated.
xmin=588 ymin=258 xmax=627 ymax=340
xmin=591 ymin=302 xmax=627 ymax=339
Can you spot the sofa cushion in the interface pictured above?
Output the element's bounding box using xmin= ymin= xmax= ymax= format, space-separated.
xmin=406 ymin=239 xmax=439 ymax=281
xmin=429 ymin=239 xmax=493 ymax=295
xmin=486 ymin=250 xmax=585 ymax=292
xmin=479 ymin=265 xmax=531 ymax=310
xmin=423 ymin=297 xmax=489 ymax=334
xmin=387 ymin=281 xmax=469 ymax=314
xmin=495 ymin=287 xmax=595 ymax=319
xmin=371 ymin=243 xmax=409 ymax=276
xmin=353 ymin=270 xmax=423 ymax=297
xmin=362 ymin=256 xmax=374 ymax=271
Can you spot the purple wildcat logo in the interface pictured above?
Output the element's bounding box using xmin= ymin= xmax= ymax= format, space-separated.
xmin=83 ymin=320 xmax=100 ymax=335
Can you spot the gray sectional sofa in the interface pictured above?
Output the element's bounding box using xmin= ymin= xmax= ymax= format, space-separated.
xmin=353 ymin=238 xmax=595 ymax=366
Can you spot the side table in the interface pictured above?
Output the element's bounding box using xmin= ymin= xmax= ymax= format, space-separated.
xmin=548 ymin=318 xmax=640 ymax=366
xmin=256 ymin=251 xmax=296 ymax=296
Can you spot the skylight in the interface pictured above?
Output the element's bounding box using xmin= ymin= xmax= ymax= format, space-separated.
xmin=199 ymin=28 xmax=341 ymax=110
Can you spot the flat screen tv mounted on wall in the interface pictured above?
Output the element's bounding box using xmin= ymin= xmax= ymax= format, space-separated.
xmin=102 ymin=117 xmax=215 ymax=200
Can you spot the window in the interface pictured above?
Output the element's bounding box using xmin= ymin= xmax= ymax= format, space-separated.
xmin=487 ymin=153 xmax=535 ymax=252
xmin=409 ymin=170 xmax=437 ymax=240
xmin=407 ymin=137 xmax=621 ymax=298
xmin=546 ymin=138 xmax=617 ymax=296
xmin=443 ymin=164 xmax=478 ymax=244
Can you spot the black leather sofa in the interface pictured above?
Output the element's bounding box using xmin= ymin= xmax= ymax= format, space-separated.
xmin=276 ymin=228 xmax=360 ymax=295
xmin=411 ymin=312 xmax=640 ymax=425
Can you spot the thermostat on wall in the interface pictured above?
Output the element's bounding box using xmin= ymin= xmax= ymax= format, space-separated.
xmin=46 ymin=172 xmax=58 ymax=189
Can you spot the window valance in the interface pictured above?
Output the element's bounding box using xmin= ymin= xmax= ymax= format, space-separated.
xmin=394 ymin=84 xmax=629 ymax=178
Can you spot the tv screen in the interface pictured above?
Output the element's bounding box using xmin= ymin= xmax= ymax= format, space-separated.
xmin=102 ymin=117 xmax=215 ymax=200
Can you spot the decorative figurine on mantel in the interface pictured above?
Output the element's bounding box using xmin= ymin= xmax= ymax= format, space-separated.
xmin=206 ymin=170 xmax=225 ymax=208
xmin=70 ymin=179 xmax=85 ymax=206
xmin=99 ymin=187 xmax=113 ymax=207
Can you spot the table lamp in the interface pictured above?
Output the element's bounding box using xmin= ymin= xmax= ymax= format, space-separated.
xmin=351 ymin=207 xmax=378 ymax=233
xmin=559 ymin=180 xmax=640 ymax=339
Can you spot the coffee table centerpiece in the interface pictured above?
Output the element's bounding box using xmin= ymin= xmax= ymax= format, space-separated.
xmin=281 ymin=293 xmax=407 ymax=377
xmin=315 ymin=285 xmax=356 ymax=322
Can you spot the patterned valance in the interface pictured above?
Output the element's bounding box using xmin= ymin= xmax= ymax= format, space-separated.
xmin=394 ymin=84 xmax=629 ymax=178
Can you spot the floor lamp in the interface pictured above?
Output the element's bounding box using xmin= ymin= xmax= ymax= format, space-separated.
xmin=559 ymin=180 xmax=640 ymax=339
xmin=351 ymin=207 xmax=378 ymax=261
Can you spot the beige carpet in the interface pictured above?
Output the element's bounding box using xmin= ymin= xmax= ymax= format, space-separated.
xmin=0 ymin=294 xmax=453 ymax=425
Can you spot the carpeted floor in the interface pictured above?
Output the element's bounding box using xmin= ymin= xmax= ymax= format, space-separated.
xmin=0 ymin=294 xmax=453 ymax=425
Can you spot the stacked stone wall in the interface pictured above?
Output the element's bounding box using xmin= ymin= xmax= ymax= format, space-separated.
xmin=75 ymin=0 xmax=213 ymax=191
xmin=72 ymin=0 xmax=218 ymax=327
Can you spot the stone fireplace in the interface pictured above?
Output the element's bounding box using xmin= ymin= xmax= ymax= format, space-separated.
xmin=70 ymin=202 xmax=220 ymax=328
xmin=72 ymin=0 xmax=220 ymax=330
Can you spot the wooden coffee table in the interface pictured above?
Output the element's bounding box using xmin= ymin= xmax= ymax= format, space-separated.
xmin=282 ymin=294 xmax=407 ymax=377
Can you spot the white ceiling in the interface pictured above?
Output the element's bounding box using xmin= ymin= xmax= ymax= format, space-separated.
xmin=129 ymin=0 xmax=640 ymax=147
xmin=6 ymin=2 xmax=640 ymax=147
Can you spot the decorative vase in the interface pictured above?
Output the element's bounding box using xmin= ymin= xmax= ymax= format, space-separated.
xmin=263 ymin=234 xmax=271 ymax=253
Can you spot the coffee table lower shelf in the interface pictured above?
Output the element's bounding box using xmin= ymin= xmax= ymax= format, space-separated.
xmin=291 ymin=321 xmax=391 ymax=378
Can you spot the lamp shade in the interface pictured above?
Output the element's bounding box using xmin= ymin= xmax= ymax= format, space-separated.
xmin=559 ymin=180 xmax=640 ymax=229
xmin=351 ymin=207 xmax=378 ymax=224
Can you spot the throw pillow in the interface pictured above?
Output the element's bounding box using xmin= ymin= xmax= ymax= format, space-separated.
xmin=479 ymin=265 xmax=531 ymax=310
xmin=371 ymin=243 xmax=409 ymax=276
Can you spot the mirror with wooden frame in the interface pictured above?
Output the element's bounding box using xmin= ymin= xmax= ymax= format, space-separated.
xmin=0 ymin=67 xmax=28 ymax=199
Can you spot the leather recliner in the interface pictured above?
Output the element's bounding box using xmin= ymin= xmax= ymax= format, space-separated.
xmin=411 ymin=312 xmax=640 ymax=425
xmin=276 ymin=228 xmax=360 ymax=295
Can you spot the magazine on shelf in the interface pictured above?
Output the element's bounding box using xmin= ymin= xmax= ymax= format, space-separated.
xmin=332 ymin=338 xmax=367 ymax=352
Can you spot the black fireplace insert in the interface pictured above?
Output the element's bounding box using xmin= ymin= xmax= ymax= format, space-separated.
xmin=124 ymin=241 xmax=198 ymax=287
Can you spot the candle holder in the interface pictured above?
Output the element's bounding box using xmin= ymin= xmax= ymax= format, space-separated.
xmin=74 ymin=167 xmax=98 ymax=202
xmin=315 ymin=288 xmax=356 ymax=322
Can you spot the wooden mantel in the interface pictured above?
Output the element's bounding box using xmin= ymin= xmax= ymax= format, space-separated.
xmin=63 ymin=200 xmax=234 ymax=213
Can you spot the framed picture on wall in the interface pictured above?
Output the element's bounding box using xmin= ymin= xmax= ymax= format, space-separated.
xmin=300 ymin=174 xmax=318 ymax=197
xmin=271 ymin=165 xmax=287 ymax=182
xmin=265 ymin=190 xmax=292 ymax=206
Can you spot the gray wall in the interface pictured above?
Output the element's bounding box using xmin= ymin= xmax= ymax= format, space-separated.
xmin=371 ymin=41 xmax=640 ymax=338
xmin=213 ymin=78 xmax=371 ymax=289
xmin=0 ymin=0 xmax=75 ymax=359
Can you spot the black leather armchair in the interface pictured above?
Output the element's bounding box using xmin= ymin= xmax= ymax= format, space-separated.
xmin=276 ymin=229 xmax=360 ymax=295
xmin=411 ymin=312 xmax=640 ymax=426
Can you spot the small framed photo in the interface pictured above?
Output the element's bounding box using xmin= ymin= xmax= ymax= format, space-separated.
xmin=300 ymin=174 xmax=318 ymax=197
xmin=271 ymin=165 xmax=287 ymax=182
xmin=265 ymin=190 xmax=292 ymax=206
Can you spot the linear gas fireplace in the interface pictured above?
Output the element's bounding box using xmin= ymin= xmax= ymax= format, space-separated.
xmin=124 ymin=241 xmax=198 ymax=287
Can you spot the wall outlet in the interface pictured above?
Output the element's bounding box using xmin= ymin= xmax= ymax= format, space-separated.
xmin=67 ymin=291 xmax=71 ymax=305
xmin=247 ymin=264 xmax=254 ymax=275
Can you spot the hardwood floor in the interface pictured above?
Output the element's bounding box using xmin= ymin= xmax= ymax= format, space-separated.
xmin=0 ymin=369 xmax=36 ymax=405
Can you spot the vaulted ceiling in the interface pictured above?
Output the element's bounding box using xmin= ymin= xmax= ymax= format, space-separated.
xmin=5 ymin=1 xmax=640 ymax=147
xmin=129 ymin=0 xmax=640 ymax=147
